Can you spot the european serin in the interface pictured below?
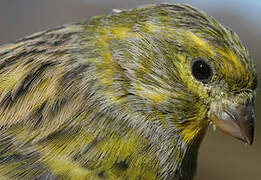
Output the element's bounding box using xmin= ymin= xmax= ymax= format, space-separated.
xmin=0 ymin=3 xmax=257 ymax=180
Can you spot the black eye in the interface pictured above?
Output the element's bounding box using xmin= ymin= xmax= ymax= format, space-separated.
xmin=191 ymin=58 xmax=213 ymax=83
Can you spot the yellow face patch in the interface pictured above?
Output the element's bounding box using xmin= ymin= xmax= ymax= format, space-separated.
xmin=217 ymin=48 xmax=249 ymax=77
xmin=110 ymin=26 xmax=136 ymax=39
xmin=186 ymin=31 xmax=215 ymax=57
xmin=135 ymin=83 xmax=170 ymax=103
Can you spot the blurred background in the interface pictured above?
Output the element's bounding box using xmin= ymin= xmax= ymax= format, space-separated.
xmin=0 ymin=0 xmax=260 ymax=179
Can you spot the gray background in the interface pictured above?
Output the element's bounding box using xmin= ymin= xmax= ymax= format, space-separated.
xmin=0 ymin=0 xmax=260 ymax=179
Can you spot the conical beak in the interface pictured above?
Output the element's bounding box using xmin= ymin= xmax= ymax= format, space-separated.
xmin=209 ymin=102 xmax=255 ymax=145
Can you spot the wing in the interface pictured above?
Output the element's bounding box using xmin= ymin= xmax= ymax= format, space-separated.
xmin=0 ymin=24 xmax=103 ymax=179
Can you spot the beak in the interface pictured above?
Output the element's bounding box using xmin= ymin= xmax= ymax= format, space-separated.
xmin=209 ymin=102 xmax=255 ymax=145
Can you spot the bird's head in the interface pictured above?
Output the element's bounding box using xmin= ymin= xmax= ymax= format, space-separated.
xmin=109 ymin=4 xmax=257 ymax=146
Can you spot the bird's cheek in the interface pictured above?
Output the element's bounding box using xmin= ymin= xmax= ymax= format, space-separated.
xmin=208 ymin=101 xmax=255 ymax=145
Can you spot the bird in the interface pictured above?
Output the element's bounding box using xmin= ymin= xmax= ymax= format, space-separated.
xmin=0 ymin=3 xmax=257 ymax=180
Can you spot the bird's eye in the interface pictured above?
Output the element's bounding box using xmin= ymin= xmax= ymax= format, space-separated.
xmin=191 ymin=58 xmax=213 ymax=83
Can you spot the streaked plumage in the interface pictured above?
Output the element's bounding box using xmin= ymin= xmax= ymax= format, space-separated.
xmin=0 ymin=4 xmax=257 ymax=180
